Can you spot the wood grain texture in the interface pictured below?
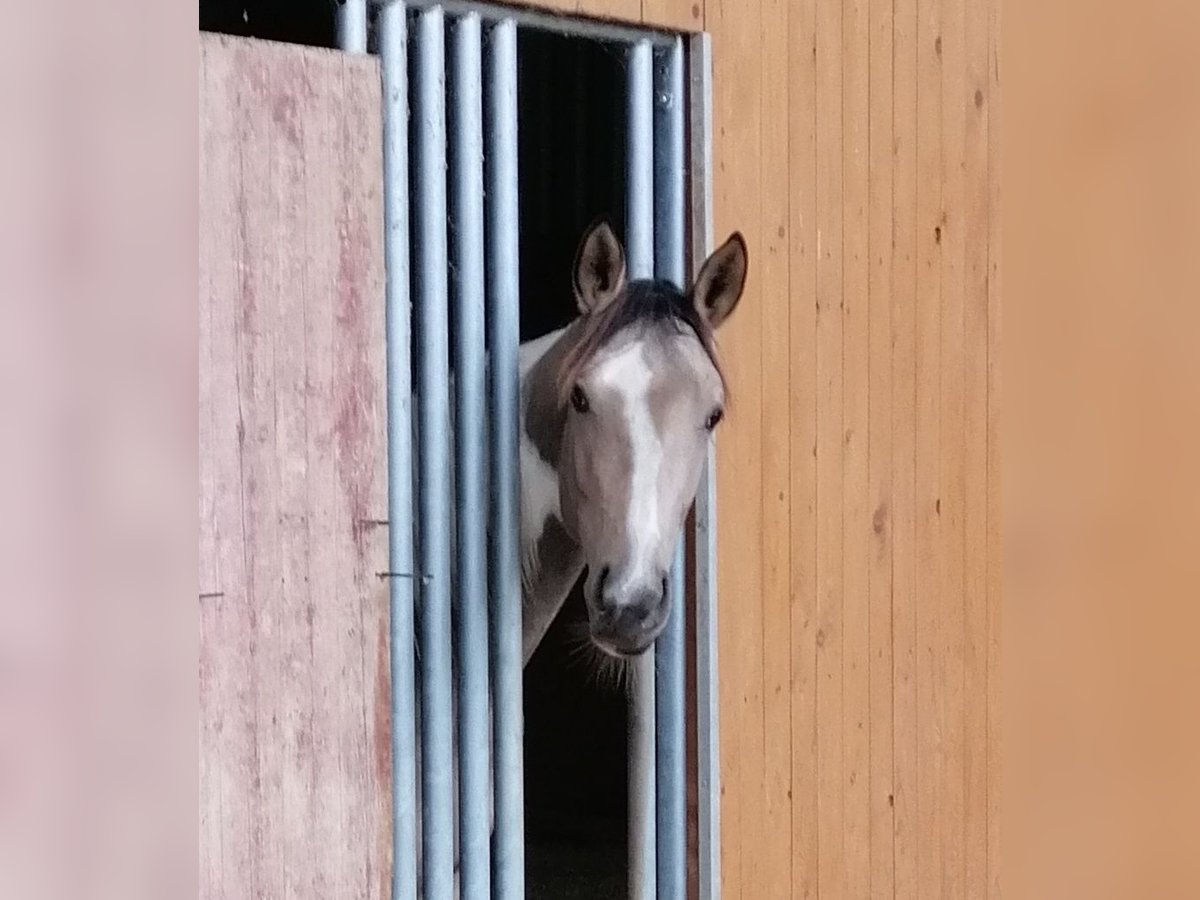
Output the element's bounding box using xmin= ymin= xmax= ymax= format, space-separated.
xmin=986 ymin=0 xmax=1002 ymax=894
xmin=891 ymin=0 xmax=921 ymax=893
xmin=708 ymin=0 xmax=765 ymax=893
xmin=914 ymin=0 xmax=944 ymax=892
xmin=963 ymin=0 xmax=990 ymax=892
xmin=577 ymin=0 xmax=644 ymax=26
xmin=640 ymin=0 xmax=707 ymax=31
xmin=939 ymin=0 xmax=968 ymax=891
xmin=815 ymin=0 xmax=847 ymax=893
xmin=701 ymin=0 xmax=999 ymax=895
xmin=760 ymin=0 xmax=796 ymax=891
xmin=841 ymin=0 xmax=872 ymax=893
xmin=867 ymin=0 xmax=896 ymax=893
xmin=787 ymin=0 xmax=820 ymax=892
xmin=199 ymin=34 xmax=389 ymax=900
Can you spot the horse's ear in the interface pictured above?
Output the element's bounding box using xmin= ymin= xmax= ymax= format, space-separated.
xmin=690 ymin=233 xmax=748 ymax=329
xmin=573 ymin=220 xmax=626 ymax=314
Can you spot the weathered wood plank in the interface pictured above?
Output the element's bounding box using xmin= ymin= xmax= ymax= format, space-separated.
xmin=198 ymin=34 xmax=389 ymax=900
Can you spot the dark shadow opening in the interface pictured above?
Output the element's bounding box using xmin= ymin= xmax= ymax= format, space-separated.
xmin=199 ymin=0 xmax=335 ymax=48
xmin=517 ymin=29 xmax=630 ymax=900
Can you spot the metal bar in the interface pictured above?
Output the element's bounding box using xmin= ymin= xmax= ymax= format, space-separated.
xmin=449 ymin=12 xmax=491 ymax=898
xmin=687 ymin=32 xmax=721 ymax=900
xmin=626 ymin=37 xmax=657 ymax=900
xmin=403 ymin=0 xmax=676 ymax=46
xmin=485 ymin=18 xmax=525 ymax=900
xmin=653 ymin=36 xmax=687 ymax=900
xmin=413 ymin=7 xmax=456 ymax=897
xmin=335 ymin=0 xmax=368 ymax=52
xmin=380 ymin=7 xmax=417 ymax=898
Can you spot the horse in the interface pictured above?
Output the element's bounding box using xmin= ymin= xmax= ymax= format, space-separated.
xmin=417 ymin=218 xmax=748 ymax=892
xmin=517 ymin=218 xmax=748 ymax=665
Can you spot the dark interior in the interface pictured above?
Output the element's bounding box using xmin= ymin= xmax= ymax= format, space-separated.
xmin=517 ymin=31 xmax=629 ymax=899
xmin=201 ymin=4 xmax=631 ymax=895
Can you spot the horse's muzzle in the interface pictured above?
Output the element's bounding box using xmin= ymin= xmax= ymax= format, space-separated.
xmin=589 ymin=573 xmax=669 ymax=656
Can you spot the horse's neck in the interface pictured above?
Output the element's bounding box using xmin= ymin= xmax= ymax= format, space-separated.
xmin=518 ymin=326 xmax=586 ymax=664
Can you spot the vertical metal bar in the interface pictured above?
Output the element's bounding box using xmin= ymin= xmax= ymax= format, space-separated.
xmin=687 ymin=32 xmax=721 ymax=900
xmin=450 ymin=12 xmax=491 ymax=898
xmin=485 ymin=18 xmax=525 ymax=900
xmin=653 ymin=36 xmax=687 ymax=900
xmin=413 ymin=7 xmax=455 ymax=897
xmin=335 ymin=0 xmax=368 ymax=53
xmin=626 ymin=37 xmax=657 ymax=900
xmin=626 ymin=42 xmax=655 ymax=275
xmin=380 ymin=7 xmax=417 ymax=898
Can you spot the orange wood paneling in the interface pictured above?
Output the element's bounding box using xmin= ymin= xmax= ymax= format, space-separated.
xmin=986 ymin=0 xmax=1002 ymax=894
xmin=786 ymin=0 xmax=821 ymax=892
xmin=576 ymin=0 xmax=644 ymax=26
xmin=641 ymin=0 xmax=707 ymax=31
xmin=760 ymin=0 xmax=796 ymax=888
xmin=891 ymin=0 xmax=921 ymax=893
xmin=963 ymin=0 xmax=991 ymax=890
xmin=708 ymin=0 xmax=765 ymax=888
xmin=813 ymin=0 xmax=847 ymax=894
xmin=866 ymin=0 xmax=897 ymax=893
xmin=698 ymin=0 xmax=1000 ymax=894
xmin=842 ymin=0 xmax=873 ymax=892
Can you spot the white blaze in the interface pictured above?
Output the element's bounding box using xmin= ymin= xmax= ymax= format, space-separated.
xmin=594 ymin=342 xmax=662 ymax=594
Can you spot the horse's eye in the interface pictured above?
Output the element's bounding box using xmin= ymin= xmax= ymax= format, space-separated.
xmin=704 ymin=408 xmax=724 ymax=431
xmin=571 ymin=385 xmax=590 ymax=414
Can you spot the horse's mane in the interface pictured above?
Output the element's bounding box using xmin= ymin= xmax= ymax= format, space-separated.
xmin=554 ymin=279 xmax=727 ymax=406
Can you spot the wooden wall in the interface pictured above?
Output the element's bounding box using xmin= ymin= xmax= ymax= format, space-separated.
xmin=702 ymin=0 xmax=1000 ymax=895
xmin=529 ymin=0 xmax=1002 ymax=894
xmin=199 ymin=35 xmax=390 ymax=899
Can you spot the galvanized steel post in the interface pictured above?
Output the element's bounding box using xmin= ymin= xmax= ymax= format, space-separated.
xmin=688 ymin=32 xmax=721 ymax=900
xmin=653 ymin=36 xmax=687 ymax=900
xmin=379 ymin=7 xmax=418 ymax=899
xmin=626 ymin=37 xmax=657 ymax=900
xmin=413 ymin=7 xmax=456 ymax=897
xmin=335 ymin=0 xmax=368 ymax=53
xmin=485 ymin=18 xmax=526 ymax=900
xmin=449 ymin=11 xmax=492 ymax=898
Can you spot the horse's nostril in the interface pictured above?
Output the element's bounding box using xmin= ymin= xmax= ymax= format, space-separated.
xmin=598 ymin=566 xmax=611 ymax=596
xmin=661 ymin=576 xmax=669 ymax=599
